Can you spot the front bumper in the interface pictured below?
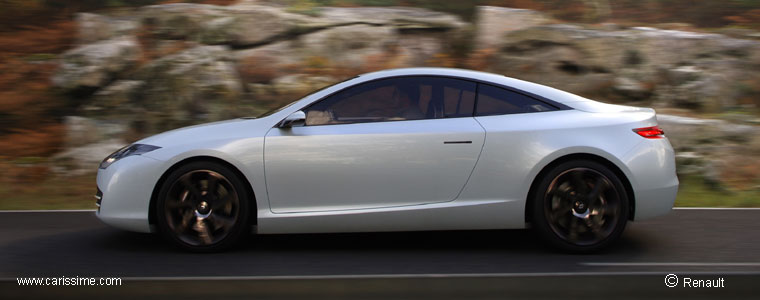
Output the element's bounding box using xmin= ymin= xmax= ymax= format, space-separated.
xmin=96 ymin=155 xmax=165 ymax=233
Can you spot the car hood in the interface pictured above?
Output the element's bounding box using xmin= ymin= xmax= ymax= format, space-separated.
xmin=136 ymin=118 xmax=271 ymax=148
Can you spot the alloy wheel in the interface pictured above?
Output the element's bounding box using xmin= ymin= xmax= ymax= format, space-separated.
xmin=543 ymin=167 xmax=622 ymax=247
xmin=163 ymin=170 xmax=240 ymax=247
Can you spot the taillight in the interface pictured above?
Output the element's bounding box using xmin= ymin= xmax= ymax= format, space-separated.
xmin=633 ymin=126 xmax=664 ymax=139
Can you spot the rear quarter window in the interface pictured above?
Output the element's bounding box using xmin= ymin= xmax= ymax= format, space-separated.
xmin=475 ymin=84 xmax=557 ymax=116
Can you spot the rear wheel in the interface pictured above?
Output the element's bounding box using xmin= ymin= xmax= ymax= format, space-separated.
xmin=156 ymin=161 xmax=251 ymax=252
xmin=531 ymin=160 xmax=629 ymax=253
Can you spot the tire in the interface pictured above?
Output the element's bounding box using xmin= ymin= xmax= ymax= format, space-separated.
xmin=156 ymin=161 xmax=251 ymax=252
xmin=531 ymin=159 xmax=629 ymax=253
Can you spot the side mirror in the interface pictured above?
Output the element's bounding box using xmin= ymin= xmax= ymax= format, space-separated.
xmin=278 ymin=110 xmax=306 ymax=128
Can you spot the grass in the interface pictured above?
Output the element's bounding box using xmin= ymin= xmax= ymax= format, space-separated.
xmin=674 ymin=175 xmax=760 ymax=208
xmin=0 ymin=172 xmax=97 ymax=210
xmin=0 ymin=171 xmax=757 ymax=210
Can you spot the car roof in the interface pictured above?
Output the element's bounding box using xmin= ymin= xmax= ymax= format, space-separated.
xmin=359 ymin=68 xmax=590 ymax=104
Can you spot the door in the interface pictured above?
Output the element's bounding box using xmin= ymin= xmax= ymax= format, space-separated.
xmin=264 ymin=76 xmax=486 ymax=213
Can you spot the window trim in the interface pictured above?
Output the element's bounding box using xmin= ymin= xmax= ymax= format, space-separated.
xmin=300 ymin=74 xmax=571 ymax=127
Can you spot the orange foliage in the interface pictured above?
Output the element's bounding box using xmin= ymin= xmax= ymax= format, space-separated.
xmin=0 ymin=58 xmax=65 ymax=158
xmin=237 ymin=56 xmax=280 ymax=83
xmin=0 ymin=20 xmax=75 ymax=56
xmin=0 ymin=19 xmax=74 ymax=159
xmin=724 ymin=9 xmax=760 ymax=27
xmin=0 ymin=160 xmax=51 ymax=186
xmin=0 ymin=124 xmax=65 ymax=158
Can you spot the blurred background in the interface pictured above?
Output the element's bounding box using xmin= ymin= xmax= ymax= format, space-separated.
xmin=0 ymin=0 xmax=758 ymax=209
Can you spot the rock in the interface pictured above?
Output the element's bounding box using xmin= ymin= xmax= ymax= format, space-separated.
xmin=674 ymin=151 xmax=704 ymax=175
xmin=701 ymin=160 xmax=725 ymax=190
xmin=657 ymin=114 xmax=755 ymax=143
xmin=63 ymin=116 xmax=100 ymax=148
xmin=667 ymin=75 xmax=734 ymax=111
xmin=141 ymin=3 xmax=303 ymax=45
xmin=397 ymin=32 xmax=447 ymax=66
xmin=62 ymin=116 xmax=100 ymax=148
xmin=235 ymin=22 xmax=451 ymax=76
xmin=130 ymin=45 xmax=244 ymax=133
xmin=235 ymin=41 xmax=298 ymax=82
xmin=667 ymin=65 xmax=701 ymax=85
xmin=657 ymin=114 xmax=760 ymax=189
xmin=53 ymin=36 xmax=142 ymax=91
xmin=716 ymin=27 xmax=760 ymax=40
xmin=140 ymin=3 xmax=465 ymax=47
xmin=77 ymin=80 xmax=145 ymax=141
xmin=317 ymin=6 xmax=466 ymax=29
xmin=491 ymin=22 xmax=760 ymax=105
xmin=475 ymin=6 xmax=550 ymax=50
xmin=500 ymin=25 xmax=638 ymax=75
xmin=246 ymin=83 xmax=274 ymax=98
xmin=296 ymin=25 xmax=397 ymax=68
xmin=62 ymin=116 xmax=128 ymax=149
xmin=89 ymin=80 xmax=144 ymax=112
xmin=76 ymin=13 xmax=138 ymax=44
xmin=269 ymin=74 xmax=337 ymax=95
xmin=50 ymin=140 xmax=126 ymax=175
xmin=612 ymin=77 xmax=650 ymax=100
xmin=598 ymin=23 xmax=623 ymax=31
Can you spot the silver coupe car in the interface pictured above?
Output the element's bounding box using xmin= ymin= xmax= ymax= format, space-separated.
xmin=96 ymin=68 xmax=678 ymax=252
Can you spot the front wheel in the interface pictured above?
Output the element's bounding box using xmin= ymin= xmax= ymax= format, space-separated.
xmin=156 ymin=161 xmax=251 ymax=252
xmin=531 ymin=160 xmax=629 ymax=253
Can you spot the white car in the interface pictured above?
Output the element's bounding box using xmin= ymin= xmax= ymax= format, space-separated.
xmin=96 ymin=68 xmax=678 ymax=252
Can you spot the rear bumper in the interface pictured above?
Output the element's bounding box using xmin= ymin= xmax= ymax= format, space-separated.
xmin=96 ymin=155 xmax=164 ymax=233
xmin=622 ymin=138 xmax=679 ymax=220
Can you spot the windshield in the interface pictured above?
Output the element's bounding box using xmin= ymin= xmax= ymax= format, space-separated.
xmin=246 ymin=76 xmax=359 ymax=119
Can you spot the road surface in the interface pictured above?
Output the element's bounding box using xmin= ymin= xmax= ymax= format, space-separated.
xmin=1 ymin=208 xmax=758 ymax=299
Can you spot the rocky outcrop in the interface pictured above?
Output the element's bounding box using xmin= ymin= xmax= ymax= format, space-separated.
xmin=316 ymin=6 xmax=465 ymax=29
xmin=49 ymin=3 xmax=760 ymax=186
xmin=130 ymin=45 xmax=244 ymax=133
xmin=141 ymin=3 xmax=319 ymax=46
xmin=75 ymin=12 xmax=139 ymax=44
xmin=488 ymin=23 xmax=760 ymax=110
xmin=658 ymin=114 xmax=760 ymax=190
xmin=474 ymin=6 xmax=550 ymax=50
xmin=139 ymin=3 xmax=464 ymax=46
xmin=234 ymin=24 xmax=398 ymax=74
xmin=50 ymin=140 xmax=126 ymax=175
xmin=53 ymin=36 xmax=141 ymax=90
xmin=248 ymin=74 xmax=337 ymax=97
xmin=51 ymin=3 xmax=466 ymax=144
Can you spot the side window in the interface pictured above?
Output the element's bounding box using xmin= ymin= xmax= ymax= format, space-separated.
xmin=475 ymin=84 xmax=556 ymax=116
xmin=305 ymin=77 xmax=477 ymax=126
xmin=442 ymin=80 xmax=476 ymax=118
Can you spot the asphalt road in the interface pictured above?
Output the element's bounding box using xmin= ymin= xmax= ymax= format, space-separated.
xmin=1 ymin=208 xmax=759 ymax=299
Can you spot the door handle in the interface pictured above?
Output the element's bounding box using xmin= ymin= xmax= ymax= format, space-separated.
xmin=443 ymin=141 xmax=472 ymax=144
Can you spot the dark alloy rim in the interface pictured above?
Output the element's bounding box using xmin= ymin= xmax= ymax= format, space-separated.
xmin=164 ymin=170 xmax=239 ymax=247
xmin=543 ymin=167 xmax=622 ymax=246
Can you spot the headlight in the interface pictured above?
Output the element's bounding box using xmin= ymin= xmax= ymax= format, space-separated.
xmin=99 ymin=144 xmax=161 ymax=169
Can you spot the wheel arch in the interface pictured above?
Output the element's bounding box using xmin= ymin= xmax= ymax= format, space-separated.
xmin=148 ymin=156 xmax=258 ymax=227
xmin=524 ymin=153 xmax=636 ymax=224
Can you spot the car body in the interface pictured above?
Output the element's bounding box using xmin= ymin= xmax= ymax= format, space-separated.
xmin=96 ymin=67 xmax=678 ymax=252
